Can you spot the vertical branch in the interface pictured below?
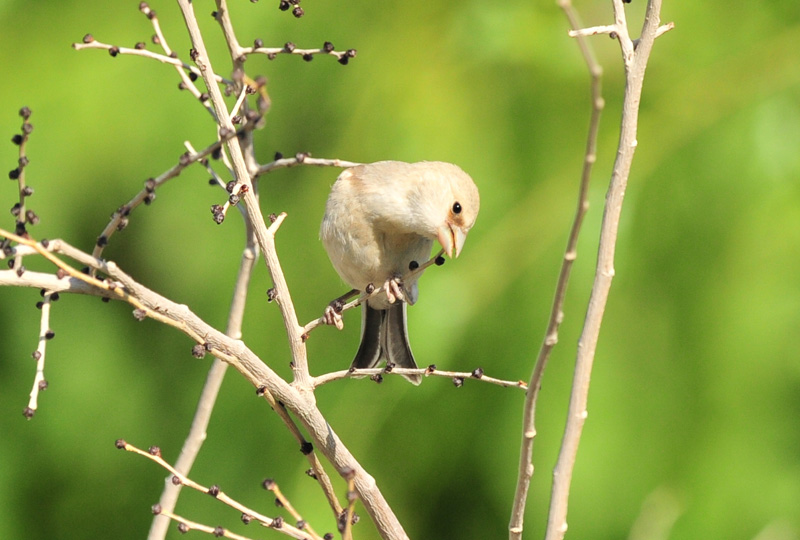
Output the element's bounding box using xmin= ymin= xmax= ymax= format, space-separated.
xmin=545 ymin=1 xmax=672 ymax=539
xmin=508 ymin=1 xmax=603 ymax=537
xmin=148 ymin=223 xmax=259 ymax=540
xmin=175 ymin=0 xmax=311 ymax=388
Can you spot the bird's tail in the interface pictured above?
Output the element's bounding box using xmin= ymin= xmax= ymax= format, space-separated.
xmin=351 ymin=303 xmax=421 ymax=385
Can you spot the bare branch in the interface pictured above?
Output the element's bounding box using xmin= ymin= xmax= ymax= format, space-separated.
xmin=545 ymin=2 xmax=673 ymax=539
xmin=509 ymin=0 xmax=604 ymax=535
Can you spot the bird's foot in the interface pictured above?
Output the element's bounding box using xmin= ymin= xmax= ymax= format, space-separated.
xmin=322 ymin=299 xmax=345 ymax=330
xmin=384 ymin=276 xmax=405 ymax=304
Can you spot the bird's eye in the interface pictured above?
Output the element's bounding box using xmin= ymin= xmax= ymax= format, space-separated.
xmin=452 ymin=202 xmax=462 ymax=214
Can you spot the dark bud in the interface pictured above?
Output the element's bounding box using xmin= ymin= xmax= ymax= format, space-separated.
xmin=188 ymin=71 xmax=198 ymax=81
xmin=279 ymin=0 xmax=290 ymax=11
xmin=471 ymin=367 xmax=484 ymax=378
xmin=22 ymin=186 xmax=33 ymax=196
xmin=199 ymin=92 xmax=210 ymax=102
xmin=11 ymin=134 xmax=23 ymax=145
xmin=16 ymin=264 xmax=25 ymax=276
xmin=115 ymin=438 xmax=127 ymax=449
xmin=36 ymin=301 xmax=44 ymax=309
xmin=297 ymin=520 xmax=307 ymax=530
xmin=22 ymin=123 xmax=33 ymax=135
xmin=370 ymin=374 xmax=383 ymax=384
xmin=96 ymin=235 xmax=108 ymax=247
xmin=408 ymin=260 xmax=419 ymax=271
xmin=241 ymin=514 xmax=252 ymax=525
xmin=266 ymin=287 xmax=277 ymax=302
xmin=302 ymin=53 xmax=313 ymax=62
xmin=23 ymin=407 xmax=35 ymax=419
xmin=295 ymin=151 xmax=308 ymax=163
xmin=231 ymin=114 xmax=242 ymax=125
xmin=208 ymin=485 xmax=220 ymax=497
xmin=219 ymin=126 xmax=233 ymax=139
xmin=151 ymin=34 xmax=160 ymax=45
xmin=210 ymin=10 xmax=218 ymax=19
xmin=426 ymin=364 xmax=437 ymax=373
xmin=453 ymin=376 xmax=464 ymax=387
xmin=189 ymin=48 xmax=199 ymax=61
xmin=56 ymin=268 xmax=66 ymax=279
xmin=191 ymin=344 xmax=206 ymax=359
xmin=102 ymin=296 xmax=111 ymax=303
xmin=82 ymin=34 xmax=94 ymax=44
xmin=225 ymin=180 xmax=237 ymax=193
xmin=211 ymin=204 xmax=225 ymax=224
xmin=38 ymin=380 xmax=48 ymax=391
xmin=178 ymin=522 xmax=189 ymax=534
xmin=435 ymin=255 xmax=446 ymax=266
xmin=256 ymin=385 xmax=266 ymax=396
xmin=323 ymin=41 xmax=334 ymax=52
xmin=609 ymin=31 xmax=618 ymax=40
xmin=179 ymin=152 xmax=192 ymax=166
xmin=11 ymin=202 xmax=21 ymax=216
xmin=254 ymin=38 xmax=263 ymax=48
xmin=331 ymin=298 xmax=344 ymax=313
xmin=8 ymin=168 xmax=20 ymax=179
xmin=228 ymin=193 xmax=240 ymax=205
xmin=135 ymin=42 xmax=146 ymax=50
xmin=274 ymin=151 xmax=283 ymax=160
xmin=305 ymin=468 xmax=317 ymax=479
xmin=25 ymin=210 xmax=39 ymax=225
xmin=148 ymin=445 xmax=161 ymax=456
xmin=178 ymin=82 xmax=188 ymax=91
xmin=139 ymin=2 xmax=149 ymax=11
xmin=324 ymin=534 xmax=334 ymax=540
xmin=262 ymin=478 xmax=276 ymax=490
xmin=116 ymin=217 xmax=129 ymax=231
xmin=144 ymin=192 xmax=155 ymax=205
xmin=268 ymin=213 xmax=277 ymax=223
xmin=32 ymin=350 xmax=41 ymax=360
xmin=271 ymin=516 xmax=284 ymax=529
xmin=292 ymin=6 xmax=304 ymax=17
xmin=267 ymin=52 xmax=277 ymax=60
xmin=109 ymin=46 xmax=120 ymax=57
xmin=385 ymin=362 xmax=395 ymax=372
xmin=151 ymin=504 xmax=162 ymax=515
xmin=19 ymin=156 xmax=29 ymax=167
xmin=51 ymin=292 xmax=59 ymax=301
xmin=283 ymin=42 xmax=295 ymax=53
xmin=300 ymin=441 xmax=313 ymax=455
xmin=365 ymin=283 xmax=375 ymax=294
xmin=171 ymin=475 xmax=182 ymax=485
xmin=133 ymin=308 xmax=147 ymax=321
xmin=19 ymin=106 xmax=32 ymax=119
xmin=211 ymin=147 xmax=222 ymax=160
xmin=212 ymin=527 xmax=224 ymax=537
xmin=239 ymin=184 xmax=250 ymax=194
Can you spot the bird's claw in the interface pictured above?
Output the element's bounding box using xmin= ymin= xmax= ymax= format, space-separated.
xmin=323 ymin=304 xmax=344 ymax=330
xmin=384 ymin=277 xmax=405 ymax=304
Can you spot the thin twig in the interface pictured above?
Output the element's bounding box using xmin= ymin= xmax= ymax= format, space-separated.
xmin=545 ymin=2 xmax=673 ymax=539
xmin=120 ymin=441 xmax=318 ymax=540
xmin=313 ymin=367 xmax=527 ymax=390
xmin=508 ymin=0 xmax=604 ymax=537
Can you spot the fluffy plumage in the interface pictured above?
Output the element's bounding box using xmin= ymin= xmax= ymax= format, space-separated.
xmin=320 ymin=161 xmax=480 ymax=384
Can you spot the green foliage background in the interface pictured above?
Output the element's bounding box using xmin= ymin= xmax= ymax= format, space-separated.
xmin=1 ymin=1 xmax=799 ymax=539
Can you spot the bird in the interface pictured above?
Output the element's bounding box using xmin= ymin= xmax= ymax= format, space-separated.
xmin=320 ymin=160 xmax=480 ymax=384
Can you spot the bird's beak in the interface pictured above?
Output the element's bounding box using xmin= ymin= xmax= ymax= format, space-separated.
xmin=437 ymin=222 xmax=468 ymax=258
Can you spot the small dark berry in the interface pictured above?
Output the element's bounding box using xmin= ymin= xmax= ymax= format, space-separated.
xmin=8 ymin=168 xmax=20 ymax=179
xmin=109 ymin=46 xmax=120 ymax=57
xmin=208 ymin=485 xmax=220 ymax=497
xmin=323 ymin=41 xmax=334 ymax=52
xmin=435 ymin=255 xmax=446 ymax=266
xmin=11 ymin=134 xmax=23 ymax=145
xmin=302 ymin=53 xmax=313 ymax=62
xmin=409 ymin=260 xmax=419 ymax=271
xmin=300 ymin=441 xmax=313 ymax=455
xmin=292 ymin=6 xmax=304 ymax=17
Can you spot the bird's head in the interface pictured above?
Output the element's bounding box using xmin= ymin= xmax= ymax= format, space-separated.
xmin=414 ymin=162 xmax=480 ymax=259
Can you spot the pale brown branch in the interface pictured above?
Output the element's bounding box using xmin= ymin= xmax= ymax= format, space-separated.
xmin=313 ymin=367 xmax=527 ymax=390
xmin=545 ymin=1 xmax=672 ymax=539
xmin=509 ymin=1 xmax=604 ymax=535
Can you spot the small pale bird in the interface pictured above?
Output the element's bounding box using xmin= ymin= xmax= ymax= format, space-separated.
xmin=320 ymin=161 xmax=480 ymax=384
